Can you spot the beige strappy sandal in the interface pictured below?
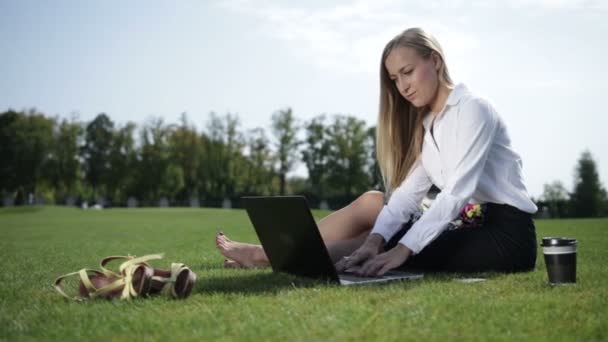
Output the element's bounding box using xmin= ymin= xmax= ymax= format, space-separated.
xmin=149 ymin=263 xmax=197 ymax=299
xmin=53 ymin=254 xmax=161 ymax=301
xmin=100 ymin=254 xmax=197 ymax=299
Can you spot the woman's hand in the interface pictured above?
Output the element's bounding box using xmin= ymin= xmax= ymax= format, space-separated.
xmin=357 ymin=244 xmax=412 ymax=277
xmin=335 ymin=234 xmax=385 ymax=273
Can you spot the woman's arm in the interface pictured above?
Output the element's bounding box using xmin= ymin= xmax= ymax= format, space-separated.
xmin=335 ymin=161 xmax=432 ymax=273
xmin=399 ymin=98 xmax=499 ymax=254
xmin=370 ymin=161 xmax=433 ymax=242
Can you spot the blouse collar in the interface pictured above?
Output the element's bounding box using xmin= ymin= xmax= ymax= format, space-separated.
xmin=423 ymin=83 xmax=468 ymax=130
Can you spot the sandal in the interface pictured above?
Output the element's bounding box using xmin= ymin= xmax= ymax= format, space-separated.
xmin=53 ymin=262 xmax=154 ymax=301
xmin=150 ymin=263 xmax=197 ymax=299
xmin=100 ymin=254 xmax=197 ymax=299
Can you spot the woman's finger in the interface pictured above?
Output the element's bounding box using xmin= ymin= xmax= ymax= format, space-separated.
xmin=344 ymin=251 xmax=366 ymax=269
xmin=358 ymin=257 xmax=383 ymax=277
xmin=377 ymin=262 xmax=394 ymax=276
xmin=337 ymin=256 xmax=354 ymax=271
xmin=335 ymin=259 xmax=346 ymax=272
xmin=364 ymin=261 xmax=384 ymax=277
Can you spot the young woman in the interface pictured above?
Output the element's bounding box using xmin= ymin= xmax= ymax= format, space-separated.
xmin=215 ymin=27 xmax=538 ymax=276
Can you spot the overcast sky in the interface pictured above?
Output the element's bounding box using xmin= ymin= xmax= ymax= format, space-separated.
xmin=1 ymin=0 xmax=606 ymax=198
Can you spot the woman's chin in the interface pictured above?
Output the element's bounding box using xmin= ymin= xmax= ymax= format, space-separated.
xmin=409 ymin=100 xmax=424 ymax=108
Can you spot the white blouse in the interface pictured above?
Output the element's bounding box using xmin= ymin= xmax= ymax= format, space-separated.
xmin=370 ymin=83 xmax=537 ymax=254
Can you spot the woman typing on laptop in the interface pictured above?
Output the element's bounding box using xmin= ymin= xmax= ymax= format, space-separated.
xmin=216 ymin=27 xmax=538 ymax=276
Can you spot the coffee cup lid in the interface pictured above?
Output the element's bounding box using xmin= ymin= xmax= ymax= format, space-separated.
xmin=541 ymin=237 xmax=577 ymax=247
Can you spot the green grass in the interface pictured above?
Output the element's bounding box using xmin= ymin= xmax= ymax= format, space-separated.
xmin=0 ymin=206 xmax=606 ymax=341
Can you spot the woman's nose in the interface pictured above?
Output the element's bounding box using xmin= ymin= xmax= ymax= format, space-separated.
xmin=398 ymin=76 xmax=409 ymax=94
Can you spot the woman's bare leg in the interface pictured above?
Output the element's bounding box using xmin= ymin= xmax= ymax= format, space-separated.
xmin=317 ymin=191 xmax=385 ymax=242
xmin=215 ymin=191 xmax=385 ymax=267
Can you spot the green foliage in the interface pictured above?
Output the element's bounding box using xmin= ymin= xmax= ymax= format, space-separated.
xmin=106 ymin=122 xmax=137 ymax=204
xmin=7 ymin=109 xmax=604 ymax=216
xmin=325 ymin=115 xmax=370 ymax=197
xmin=1 ymin=207 xmax=607 ymax=340
xmin=302 ymin=114 xmax=330 ymax=199
xmin=203 ymin=112 xmax=246 ymax=199
xmin=271 ymin=108 xmax=300 ymax=195
xmin=4 ymin=109 xmax=382 ymax=206
xmin=543 ymin=152 xmax=608 ymax=218
xmin=0 ymin=109 xmax=55 ymax=203
xmin=540 ymin=180 xmax=570 ymax=218
xmin=367 ymin=126 xmax=383 ymax=191
xmin=168 ymin=113 xmax=204 ymax=200
xmin=81 ymin=113 xmax=114 ymax=198
xmin=243 ymin=127 xmax=275 ymax=195
xmin=571 ymin=151 xmax=607 ymax=217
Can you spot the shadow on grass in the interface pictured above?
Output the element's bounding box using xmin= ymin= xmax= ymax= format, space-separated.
xmin=195 ymin=272 xmax=323 ymax=295
xmin=194 ymin=268 xmax=511 ymax=296
xmin=401 ymin=267 xmax=509 ymax=283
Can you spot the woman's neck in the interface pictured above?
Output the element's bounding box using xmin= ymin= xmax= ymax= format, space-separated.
xmin=429 ymin=83 xmax=454 ymax=115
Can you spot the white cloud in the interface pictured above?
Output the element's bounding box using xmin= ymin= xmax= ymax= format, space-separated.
xmin=216 ymin=0 xmax=481 ymax=75
xmin=503 ymin=0 xmax=608 ymax=10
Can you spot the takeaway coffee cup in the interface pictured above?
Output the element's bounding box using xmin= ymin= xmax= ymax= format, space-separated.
xmin=541 ymin=237 xmax=577 ymax=284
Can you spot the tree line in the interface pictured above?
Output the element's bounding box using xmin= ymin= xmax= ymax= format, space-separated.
xmin=1 ymin=108 xmax=606 ymax=216
xmin=0 ymin=108 xmax=382 ymax=209
xmin=538 ymin=151 xmax=608 ymax=218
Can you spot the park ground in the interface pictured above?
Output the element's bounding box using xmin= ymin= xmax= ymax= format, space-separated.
xmin=0 ymin=206 xmax=606 ymax=341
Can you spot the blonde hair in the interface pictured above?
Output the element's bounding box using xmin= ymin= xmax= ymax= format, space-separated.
xmin=376 ymin=27 xmax=453 ymax=193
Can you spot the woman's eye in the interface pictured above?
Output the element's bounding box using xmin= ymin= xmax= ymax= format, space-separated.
xmin=403 ymin=69 xmax=413 ymax=75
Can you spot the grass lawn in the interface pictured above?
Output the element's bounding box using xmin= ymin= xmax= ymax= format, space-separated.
xmin=0 ymin=206 xmax=606 ymax=341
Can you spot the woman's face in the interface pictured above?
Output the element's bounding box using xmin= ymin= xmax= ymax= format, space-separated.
xmin=384 ymin=46 xmax=440 ymax=108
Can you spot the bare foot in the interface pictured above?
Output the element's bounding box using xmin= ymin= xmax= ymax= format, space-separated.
xmin=215 ymin=232 xmax=269 ymax=268
xmin=223 ymin=259 xmax=241 ymax=268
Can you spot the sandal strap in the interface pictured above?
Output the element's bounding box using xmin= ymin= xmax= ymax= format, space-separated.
xmin=151 ymin=263 xmax=192 ymax=298
xmin=53 ymin=268 xmax=105 ymax=301
xmin=118 ymin=264 xmax=144 ymax=300
xmin=100 ymin=256 xmax=133 ymax=277
xmin=100 ymin=253 xmax=164 ymax=277
xmin=102 ymin=254 xmax=162 ymax=300
xmin=119 ymin=254 xmax=164 ymax=274
xmin=53 ymin=269 xmax=85 ymax=300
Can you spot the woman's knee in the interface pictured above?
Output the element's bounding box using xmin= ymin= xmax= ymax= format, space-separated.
xmin=358 ymin=190 xmax=384 ymax=206
xmin=352 ymin=191 xmax=385 ymax=221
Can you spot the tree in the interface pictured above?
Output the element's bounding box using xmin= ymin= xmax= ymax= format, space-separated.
xmin=243 ymin=127 xmax=275 ymax=195
xmin=271 ymin=108 xmax=299 ymax=195
xmin=302 ymin=114 xmax=330 ymax=199
xmin=0 ymin=110 xmax=21 ymax=195
xmin=366 ymin=126 xmax=383 ymax=191
xmin=47 ymin=117 xmax=83 ymax=201
xmin=135 ymin=117 xmax=176 ymax=203
xmin=541 ymin=180 xmax=569 ymax=218
xmin=168 ymin=113 xmax=204 ymax=201
xmin=81 ymin=113 xmax=115 ymax=199
xmin=107 ymin=122 xmax=137 ymax=204
xmin=203 ymin=112 xmax=245 ymax=200
xmin=325 ymin=115 xmax=370 ymax=198
xmin=570 ymin=150 xmax=607 ymax=217
xmin=0 ymin=109 xmax=55 ymax=203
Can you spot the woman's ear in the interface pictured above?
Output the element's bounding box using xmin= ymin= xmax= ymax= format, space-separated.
xmin=431 ymin=51 xmax=442 ymax=71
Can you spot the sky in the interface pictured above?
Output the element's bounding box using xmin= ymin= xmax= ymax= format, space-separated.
xmin=1 ymin=0 xmax=607 ymax=198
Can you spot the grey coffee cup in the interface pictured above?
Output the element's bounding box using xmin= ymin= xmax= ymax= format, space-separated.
xmin=541 ymin=237 xmax=577 ymax=284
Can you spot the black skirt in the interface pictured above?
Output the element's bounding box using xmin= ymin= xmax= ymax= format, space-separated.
xmin=385 ymin=203 xmax=537 ymax=273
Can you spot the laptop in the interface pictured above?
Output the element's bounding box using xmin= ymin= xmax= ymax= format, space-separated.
xmin=241 ymin=196 xmax=423 ymax=285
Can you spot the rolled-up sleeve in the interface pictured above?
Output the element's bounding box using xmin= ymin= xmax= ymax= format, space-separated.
xmin=400 ymin=99 xmax=499 ymax=254
xmin=370 ymin=162 xmax=432 ymax=242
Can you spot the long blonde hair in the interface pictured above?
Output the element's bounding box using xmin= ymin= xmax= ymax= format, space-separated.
xmin=377 ymin=27 xmax=453 ymax=193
